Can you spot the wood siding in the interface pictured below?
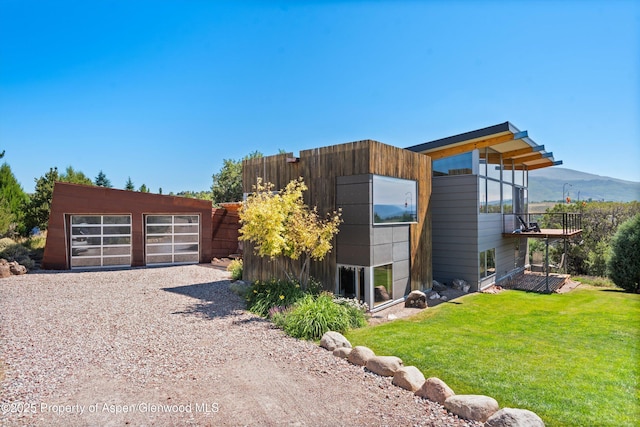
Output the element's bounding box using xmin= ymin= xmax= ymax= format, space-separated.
xmin=242 ymin=140 xmax=432 ymax=290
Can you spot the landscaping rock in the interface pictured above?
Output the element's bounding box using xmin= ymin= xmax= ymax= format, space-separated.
xmin=485 ymin=408 xmax=545 ymax=427
xmin=332 ymin=347 xmax=352 ymax=359
xmin=365 ymin=355 xmax=403 ymax=377
xmin=444 ymin=394 xmax=499 ymax=422
xmin=320 ymin=331 xmax=352 ymax=351
xmin=440 ymin=295 xmax=449 ymax=301
xmin=415 ymin=377 xmax=455 ymax=404
xmin=452 ymin=278 xmax=471 ymax=292
xmin=9 ymin=262 xmax=27 ymax=275
xmin=0 ymin=263 xmax=10 ymax=278
xmin=392 ymin=366 xmax=425 ymax=392
xmin=432 ymin=279 xmax=447 ymax=292
xmin=428 ymin=291 xmax=441 ymax=300
xmin=405 ymin=290 xmax=427 ymax=308
xmin=347 ymin=346 xmax=376 ymax=366
xmin=374 ymin=286 xmax=390 ymax=302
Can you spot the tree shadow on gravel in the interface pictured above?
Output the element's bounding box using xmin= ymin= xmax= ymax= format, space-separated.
xmin=162 ymin=280 xmax=249 ymax=320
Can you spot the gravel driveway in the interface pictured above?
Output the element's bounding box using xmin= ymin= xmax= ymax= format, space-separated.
xmin=1 ymin=265 xmax=478 ymax=426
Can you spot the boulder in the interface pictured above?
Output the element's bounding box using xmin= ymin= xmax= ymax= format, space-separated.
xmin=440 ymin=295 xmax=449 ymax=301
xmin=451 ymin=278 xmax=469 ymax=291
xmin=365 ymin=355 xmax=403 ymax=377
xmin=347 ymin=346 xmax=376 ymax=366
xmin=392 ymin=366 xmax=425 ymax=392
xmin=374 ymin=286 xmax=390 ymax=302
xmin=0 ymin=263 xmax=10 ymax=278
xmin=485 ymin=408 xmax=545 ymax=427
xmin=415 ymin=377 xmax=455 ymax=404
xmin=332 ymin=347 xmax=352 ymax=359
xmin=320 ymin=331 xmax=352 ymax=351
xmin=432 ymin=280 xmax=447 ymax=291
xmin=444 ymin=395 xmax=499 ymax=423
xmin=9 ymin=262 xmax=27 ymax=275
xmin=405 ymin=290 xmax=427 ymax=308
xmin=428 ymin=291 xmax=441 ymax=300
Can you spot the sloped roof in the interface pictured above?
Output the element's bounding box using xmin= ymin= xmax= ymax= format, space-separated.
xmin=405 ymin=122 xmax=561 ymax=171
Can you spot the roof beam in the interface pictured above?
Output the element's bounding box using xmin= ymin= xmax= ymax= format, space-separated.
xmin=424 ymin=132 xmax=520 ymax=160
xmin=501 ymin=144 xmax=544 ymax=159
xmin=510 ymin=152 xmax=553 ymax=164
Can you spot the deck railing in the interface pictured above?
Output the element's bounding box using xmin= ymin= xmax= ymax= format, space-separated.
xmin=503 ymin=212 xmax=582 ymax=235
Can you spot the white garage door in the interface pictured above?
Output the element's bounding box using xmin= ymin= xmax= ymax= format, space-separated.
xmin=145 ymin=215 xmax=200 ymax=265
xmin=70 ymin=215 xmax=132 ymax=268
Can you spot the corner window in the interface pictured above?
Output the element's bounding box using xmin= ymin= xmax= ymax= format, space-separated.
xmin=373 ymin=264 xmax=393 ymax=307
xmin=480 ymin=248 xmax=496 ymax=279
xmin=372 ymin=175 xmax=418 ymax=225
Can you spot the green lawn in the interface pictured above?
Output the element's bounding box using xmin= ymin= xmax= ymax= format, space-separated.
xmin=344 ymin=287 xmax=640 ymax=426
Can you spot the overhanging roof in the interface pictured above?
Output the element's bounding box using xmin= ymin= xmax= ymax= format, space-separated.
xmin=405 ymin=122 xmax=562 ymax=171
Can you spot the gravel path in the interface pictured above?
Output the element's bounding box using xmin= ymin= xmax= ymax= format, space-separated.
xmin=1 ymin=265 xmax=479 ymax=426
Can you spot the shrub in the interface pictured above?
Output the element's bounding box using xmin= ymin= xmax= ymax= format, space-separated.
xmin=227 ymin=258 xmax=243 ymax=280
xmin=607 ymin=214 xmax=640 ymax=292
xmin=279 ymin=293 xmax=367 ymax=340
xmin=0 ymin=237 xmax=15 ymax=253
xmin=246 ymin=279 xmax=305 ymax=317
xmin=0 ymin=240 xmax=35 ymax=270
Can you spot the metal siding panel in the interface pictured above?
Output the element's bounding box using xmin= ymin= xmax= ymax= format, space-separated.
xmin=373 ymin=243 xmax=393 ymax=265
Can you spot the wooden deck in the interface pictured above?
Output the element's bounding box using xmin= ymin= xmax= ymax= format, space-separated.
xmin=500 ymin=271 xmax=570 ymax=293
xmin=503 ymin=228 xmax=583 ymax=239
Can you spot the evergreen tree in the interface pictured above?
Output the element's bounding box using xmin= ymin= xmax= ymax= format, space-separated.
xmin=125 ymin=177 xmax=135 ymax=191
xmin=158 ymin=187 xmax=163 ymax=195
xmin=211 ymin=151 xmax=262 ymax=204
xmin=0 ymin=163 xmax=28 ymax=236
xmin=24 ymin=167 xmax=60 ymax=232
xmin=138 ymin=184 xmax=149 ymax=193
xmin=60 ymin=166 xmax=93 ymax=185
xmin=94 ymin=170 xmax=112 ymax=187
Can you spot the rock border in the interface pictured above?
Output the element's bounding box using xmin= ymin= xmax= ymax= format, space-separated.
xmin=319 ymin=331 xmax=545 ymax=426
xmin=0 ymin=258 xmax=28 ymax=278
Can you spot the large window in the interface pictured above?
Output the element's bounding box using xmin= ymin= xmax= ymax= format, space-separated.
xmin=373 ymin=264 xmax=393 ymax=307
xmin=433 ymin=152 xmax=472 ymax=176
xmin=372 ymin=175 xmax=418 ymax=225
xmin=479 ymin=248 xmax=496 ymax=279
xmin=337 ymin=266 xmax=366 ymax=305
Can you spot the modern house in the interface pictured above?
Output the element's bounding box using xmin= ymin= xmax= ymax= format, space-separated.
xmin=405 ymin=122 xmax=580 ymax=292
xmin=242 ymin=122 xmax=582 ymax=309
xmin=242 ymin=140 xmax=432 ymax=310
xmin=42 ymin=182 xmax=240 ymax=270
xmin=42 ymin=122 xmax=581 ymax=310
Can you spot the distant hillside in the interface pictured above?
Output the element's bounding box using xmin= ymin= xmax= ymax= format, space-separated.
xmin=528 ymin=168 xmax=640 ymax=202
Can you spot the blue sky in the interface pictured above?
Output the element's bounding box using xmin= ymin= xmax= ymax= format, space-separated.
xmin=1 ymin=0 xmax=638 ymax=194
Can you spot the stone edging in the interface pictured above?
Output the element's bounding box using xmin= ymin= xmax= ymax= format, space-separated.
xmin=320 ymin=331 xmax=546 ymax=426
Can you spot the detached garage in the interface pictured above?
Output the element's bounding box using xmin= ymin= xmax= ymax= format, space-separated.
xmin=42 ymin=182 xmax=234 ymax=270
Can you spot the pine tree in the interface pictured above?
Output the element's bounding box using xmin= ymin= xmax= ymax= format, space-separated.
xmin=125 ymin=177 xmax=135 ymax=191
xmin=24 ymin=167 xmax=60 ymax=231
xmin=138 ymin=184 xmax=149 ymax=193
xmin=0 ymin=163 xmax=28 ymax=236
xmin=60 ymin=166 xmax=93 ymax=185
xmin=94 ymin=170 xmax=112 ymax=187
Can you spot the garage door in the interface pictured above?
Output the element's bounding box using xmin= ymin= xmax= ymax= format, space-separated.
xmin=70 ymin=215 xmax=132 ymax=268
xmin=145 ymin=215 xmax=200 ymax=265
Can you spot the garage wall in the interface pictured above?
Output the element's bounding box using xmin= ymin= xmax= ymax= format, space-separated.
xmin=42 ymin=182 xmax=217 ymax=269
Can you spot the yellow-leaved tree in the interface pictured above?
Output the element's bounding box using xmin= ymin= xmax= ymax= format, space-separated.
xmin=239 ymin=177 xmax=342 ymax=288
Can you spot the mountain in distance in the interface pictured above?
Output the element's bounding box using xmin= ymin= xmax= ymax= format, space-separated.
xmin=528 ymin=167 xmax=640 ymax=202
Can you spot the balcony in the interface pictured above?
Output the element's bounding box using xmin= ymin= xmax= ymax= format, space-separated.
xmin=502 ymin=212 xmax=583 ymax=238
